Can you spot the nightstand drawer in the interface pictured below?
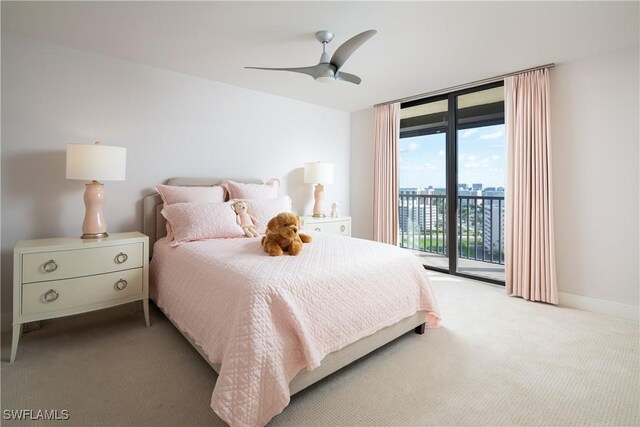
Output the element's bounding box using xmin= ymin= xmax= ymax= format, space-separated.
xmin=22 ymin=242 xmax=143 ymax=284
xmin=309 ymin=221 xmax=350 ymax=236
xmin=21 ymin=268 xmax=143 ymax=316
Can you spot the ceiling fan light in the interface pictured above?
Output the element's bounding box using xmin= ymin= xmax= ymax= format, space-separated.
xmin=316 ymin=76 xmax=335 ymax=83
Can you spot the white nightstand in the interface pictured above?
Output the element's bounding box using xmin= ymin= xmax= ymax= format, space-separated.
xmin=302 ymin=216 xmax=351 ymax=237
xmin=11 ymin=232 xmax=149 ymax=363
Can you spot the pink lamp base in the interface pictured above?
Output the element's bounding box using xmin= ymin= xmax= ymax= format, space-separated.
xmin=82 ymin=181 xmax=108 ymax=239
xmin=312 ymin=184 xmax=326 ymax=218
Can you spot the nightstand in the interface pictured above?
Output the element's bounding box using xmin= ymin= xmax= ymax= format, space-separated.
xmin=302 ymin=216 xmax=351 ymax=237
xmin=11 ymin=232 xmax=149 ymax=363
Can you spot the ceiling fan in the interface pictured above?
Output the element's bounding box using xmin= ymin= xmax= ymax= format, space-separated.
xmin=245 ymin=30 xmax=377 ymax=85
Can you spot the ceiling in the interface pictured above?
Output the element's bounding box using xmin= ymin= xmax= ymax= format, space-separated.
xmin=2 ymin=1 xmax=638 ymax=112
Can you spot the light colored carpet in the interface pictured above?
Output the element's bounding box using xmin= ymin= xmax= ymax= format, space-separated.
xmin=2 ymin=272 xmax=638 ymax=426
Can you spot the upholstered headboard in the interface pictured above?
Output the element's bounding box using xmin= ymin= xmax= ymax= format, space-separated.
xmin=142 ymin=177 xmax=263 ymax=257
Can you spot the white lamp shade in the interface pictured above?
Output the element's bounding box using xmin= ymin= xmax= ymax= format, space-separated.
xmin=66 ymin=143 xmax=127 ymax=181
xmin=304 ymin=162 xmax=334 ymax=184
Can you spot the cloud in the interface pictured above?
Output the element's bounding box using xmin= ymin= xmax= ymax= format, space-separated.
xmin=479 ymin=129 xmax=504 ymax=140
xmin=399 ymin=141 xmax=420 ymax=153
xmin=461 ymin=129 xmax=478 ymax=138
xmin=399 ymin=165 xmax=424 ymax=171
xmin=461 ymin=154 xmax=501 ymax=169
xmin=437 ymin=149 xmax=445 ymax=156
xmin=400 ymin=162 xmax=439 ymax=172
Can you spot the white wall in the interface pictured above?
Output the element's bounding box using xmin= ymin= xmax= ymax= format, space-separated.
xmin=350 ymin=108 xmax=375 ymax=240
xmin=550 ymin=47 xmax=639 ymax=308
xmin=1 ymin=35 xmax=350 ymax=326
xmin=349 ymin=47 xmax=639 ymax=311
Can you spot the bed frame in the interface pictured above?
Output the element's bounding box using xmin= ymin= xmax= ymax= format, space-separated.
xmin=143 ymin=178 xmax=427 ymax=395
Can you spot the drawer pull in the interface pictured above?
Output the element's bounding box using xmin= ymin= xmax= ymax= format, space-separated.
xmin=114 ymin=252 xmax=128 ymax=264
xmin=42 ymin=260 xmax=58 ymax=273
xmin=340 ymin=225 xmax=346 ymax=232
xmin=43 ymin=289 xmax=59 ymax=303
xmin=314 ymin=227 xmax=321 ymax=232
xmin=115 ymin=279 xmax=128 ymax=291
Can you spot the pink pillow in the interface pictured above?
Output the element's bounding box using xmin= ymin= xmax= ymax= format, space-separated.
xmin=156 ymin=184 xmax=226 ymax=241
xmin=244 ymin=196 xmax=293 ymax=234
xmin=223 ymin=179 xmax=280 ymax=200
xmin=161 ymin=202 xmax=243 ymax=246
xmin=156 ymin=184 xmax=226 ymax=205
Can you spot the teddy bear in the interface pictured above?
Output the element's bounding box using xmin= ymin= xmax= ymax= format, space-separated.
xmin=261 ymin=212 xmax=312 ymax=256
xmin=230 ymin=199 xmax=259 ymax=237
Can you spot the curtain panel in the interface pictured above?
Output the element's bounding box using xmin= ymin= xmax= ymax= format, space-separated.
xmin=504 ymin=69 xmax=558 ymax=304
xmin=373 ymin=103 xmax=400 ymax=245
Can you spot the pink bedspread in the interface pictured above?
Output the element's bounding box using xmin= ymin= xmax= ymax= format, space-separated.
xmin=151 ymin=234 xmax=440 ymax=427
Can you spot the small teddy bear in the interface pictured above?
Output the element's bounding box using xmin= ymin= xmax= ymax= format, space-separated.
xmin=230 ymin=199 xmax=259 ymax=237
xmin=261 ymin=212 xmax=312 ymax=256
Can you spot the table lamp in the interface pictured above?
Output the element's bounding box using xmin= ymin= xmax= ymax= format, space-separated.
xmin=304 ymin=162 xmax=334 ymax=218
xmin=66 ymin=142 xmax=127 ymax=239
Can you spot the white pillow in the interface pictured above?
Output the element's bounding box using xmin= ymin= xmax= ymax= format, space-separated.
xmin=161 ymin=201 xmax=244 ymax=246
xmin=244 ymin=196 xmax=293 ymax=234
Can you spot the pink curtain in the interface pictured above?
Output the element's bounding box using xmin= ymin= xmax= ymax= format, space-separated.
xmin=373 ymin=103 xmax=400 ymax=244
xmin=504 ymin=69 xmax=558 ymax=304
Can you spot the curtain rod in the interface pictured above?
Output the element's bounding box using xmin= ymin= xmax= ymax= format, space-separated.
xmin=374 ymin=63 xmax=555 ymax=108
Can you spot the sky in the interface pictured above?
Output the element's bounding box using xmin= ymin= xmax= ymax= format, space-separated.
xmin=398 ymin=124 xmax=505 ymax=189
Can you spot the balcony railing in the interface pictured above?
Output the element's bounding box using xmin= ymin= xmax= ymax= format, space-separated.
xmin=399 ymin=194 xmax=504 ymax=265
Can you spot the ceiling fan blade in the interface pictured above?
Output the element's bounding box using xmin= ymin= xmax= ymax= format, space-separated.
xmin=335 ymin=71 xmax=362 ymax=85
xmin=244 ymin=65 xmax=321 ymax=79
xmin=330 ymin=30 xmax=377 ymax=71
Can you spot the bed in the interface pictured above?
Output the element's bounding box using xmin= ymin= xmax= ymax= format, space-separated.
xmin=144 ymin=178 xmax=440 ymax=427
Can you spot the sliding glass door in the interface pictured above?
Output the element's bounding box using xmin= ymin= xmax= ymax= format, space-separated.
xmin=398 ymin=82 xmax=505 ymax=283
xmin=455 ymin=85 xmax=505 ymax=281
xmin=398 ymin=97 xmax=449 ymax=270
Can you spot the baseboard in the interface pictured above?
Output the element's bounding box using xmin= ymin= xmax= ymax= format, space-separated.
xmin=1 ymin=312 xmax=13 ymax=333
xmin=558 ymin=291 xmax=639 ymax=322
